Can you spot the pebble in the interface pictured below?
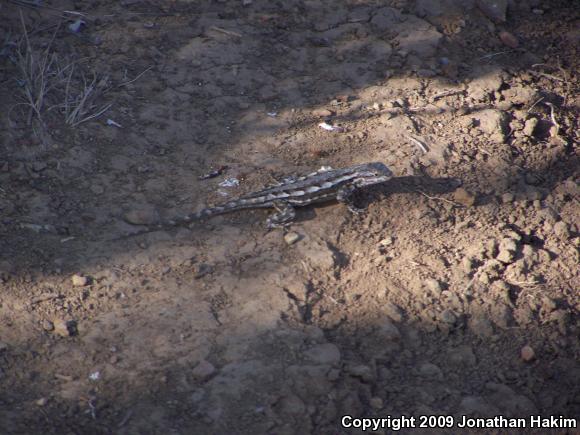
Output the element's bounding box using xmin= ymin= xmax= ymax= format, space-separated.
xmin=42 ymin=319 xmax=54 ymax=331
xmin=123 ymin=207 xmax=160 ymax=225
xmin=439 ymin=309 xmax=457 ymax=325
xmin=469 ymin=316 xmax=494 ymax=338
xmin=377 ymin=319 xmax=401 ymax=341
xmin=491 ymin=303 xmax=514 ymax=328
xmin=90 ymin=184 xmax=105 ymax=195
xmin=501 ymin=192 xmax=514 ymax=203
xmin=193 ymin=263 xmax=213 ymax=279
xmin=541 ymin=296 xmax=557 ymax=313
xmin=277 ymin=394 xmax=306 ymax=416
xmin=35 ymin=397 xmax=48 ymax=406
xmin=553 ymin=221 xmax=570 ymax=239
xmin=379 ymin=236 xmax=394 ymax=246
xmin=448 ymin=345 xmax=476 ymax=367
xmin=305 ymin=343 xmax=341 ymax=365
xmin=370 ymin=397 xmax=384 ymax=410
xmin=522 ymin=117 xmax=538 ymax=137
xmin=192 ymin=359 xmax=216 ymax=380
xmin=476 ymin=0 xmax=508 ymax=22
xmin=384 ymin=302 xmax=404 ymax=323
xmin=285 ymin=281 xmax=308 ymax=302
xmin=460 ymin=396 xmax=499 ymax=416
xmin=71 ymin=274 xmax=88 ymax=287
xmin=496 ymin=237 xmax=518 ymax=264
xmin=424 ymin=278 xmax=443 ymax=295
xmin=311 ymin=108 xmax=334 ymax=117
xmin=521 ymin=345 xmax=535 ymax=362
xmin=453 ymin=188 xmax=476 ymax=207
xmin=347 ymin=364 xmax=375 ymax=382
xmin=499 ymin=30 xmax=519 ymax=48
xmin=53 ymin=319 xmax=77 ymax=337
xmin=418 ymin=362 xmax=443 ymax=380
xmin=284 ymin=232 xmax=301 ymax=245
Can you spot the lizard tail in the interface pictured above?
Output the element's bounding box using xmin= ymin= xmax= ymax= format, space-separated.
xmin=115 ymin=203 xmax=241 ymax=240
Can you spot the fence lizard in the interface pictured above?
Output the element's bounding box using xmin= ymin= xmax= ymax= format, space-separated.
xmin=120 ymin=162 xmax=393 ymax=238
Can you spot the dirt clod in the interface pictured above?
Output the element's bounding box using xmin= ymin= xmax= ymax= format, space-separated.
xmin=53 ymin=319 xmax=77 ymax=337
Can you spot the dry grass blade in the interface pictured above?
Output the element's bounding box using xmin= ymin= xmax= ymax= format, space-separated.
xmin=9 ymin=12 xmax=113 ymax=132
xmin=12 ymin=11 xmax=59 ymax=127
xmin=62 ymin=66 xmax=112 ymax=126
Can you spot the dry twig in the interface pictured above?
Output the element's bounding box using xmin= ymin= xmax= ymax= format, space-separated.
xmin=407 ymin=135 xmax=428 ymax=153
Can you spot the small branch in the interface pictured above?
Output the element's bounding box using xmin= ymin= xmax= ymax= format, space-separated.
xmin=416 ymin=190 xmax=461 ymax=206
xmin=545 ymin=102 xmax=559 ymax=133
xmin=526 ymin=97 xmax=544 ymax=113
xmin=118 ymin=66 xmax=153 ymax=88
xmin=209 ymin=26 xmax=242 ymax=38
xmin=407 ymin=135 xmax=428 ymax=153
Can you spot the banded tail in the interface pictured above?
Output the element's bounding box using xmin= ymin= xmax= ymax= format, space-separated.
xmin=118 ymin=198 xmax=272 ymax=239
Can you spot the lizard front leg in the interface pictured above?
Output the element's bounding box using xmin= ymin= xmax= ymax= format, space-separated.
xmin=337 ymin=185 xmax=365 ymax=214
xmin=266 ymin=201 xmax=296 ymax=228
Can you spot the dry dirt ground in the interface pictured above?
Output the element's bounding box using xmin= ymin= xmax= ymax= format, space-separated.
xmin=0 ymin=0 xmax=578 ymax=434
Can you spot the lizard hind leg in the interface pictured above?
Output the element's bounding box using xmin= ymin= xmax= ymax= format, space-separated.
xmin=266 ymin=201 xmax=296 ymax=229
xmin=337 ymin=185 xmax=365 ymax=214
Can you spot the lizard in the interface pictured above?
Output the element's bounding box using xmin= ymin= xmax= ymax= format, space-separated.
xmin=119 ymin=162 xmax=393 ymax=238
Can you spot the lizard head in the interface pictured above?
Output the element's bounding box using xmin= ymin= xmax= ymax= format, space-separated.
xmin=353 ymin=162 xmax=393 ymax=187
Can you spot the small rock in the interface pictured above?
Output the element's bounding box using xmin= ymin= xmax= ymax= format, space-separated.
xmin=71 ymin=274 xmax=88 ymax=287
xmin=312 ymin=108 xmax=334 ymax=117
xmin=305 ymin=343 xmax=341 ymax=365
xmin=285 ymin=281 xmax=309 ymax=302
xmin=439 ymin=309 xmax=457 ymax=325
xmin=496 ymin=237 xmax=519 ymax=264
xmin=499 ymin=30 xmax=519 ymax=48
xmin=469 ymin=316 xmax=494 ymax=338
xmin=553 ymin=221 xmax=570 ymax=239
xmin=42 ymin=319 xmax=54 ymax=331
xmin=541 ymin=296 xmax=557 ymax=313
xmin=379 ymin=236 xmax=394 ymax=246
xmin=418 ymin=362 xmax=443 ymax=380
xmin=192 ymin=360 xmax=216 ymax=380
xmin=477 ymin=0 xmax=507 ymax=23
xmin=327 ymin=368 xmax=341 ymax=381
xmin=471 ymin=109 xmax=507 ymax=142
xmin=384 ymin=302 xmax=404 ymax=322
xmin=123 ymin=207 xmax=160 ymax=225
xmin=36 ymin=397 xmax=48 ymax=406
xmin=460 ymin=396 xmax=499 ymax=417
xmin=370 ymin=397 xmax=384 ymax=410
xmin=522 ymin=117 xmax=538 ymax=137
xmin=490 ymin=303 xmax=514 ymax=328
xmin=90 ymin=184 xmax=105 ymax=195
xmin=347 ymin=364 xmax=375 ymax=382
xmin=521 ymin=345 xmax=535 ymax=362
xmin=284 ymin=231 xmax=301 ymax=245
xmin=298 ymin=241 xmax=336 ymax=269
xmin=276 ymin=394 xmax=306 ymax=416
xmin=453 ymin=188 xmax=476 ymax=207
xmin=53 ymin=319 xmax=77 ymax=337
xmin=193 ymin=263 xmax=213 ymax=279
xmin=501 ymin=192 xmax=515 ymax=203
xmin=377 ymin=319 xmax=401 ymax=341
xmin=424 ymin=278 xmax=443 ymax=295
xmin=448 ymin=345 xmax=477 ymax=367
xmin=486 ymin=382 xmax=538 ymax=414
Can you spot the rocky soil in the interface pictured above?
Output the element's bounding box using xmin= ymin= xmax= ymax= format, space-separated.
xmin=0 ymin=0 xmax=578 ymax=434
